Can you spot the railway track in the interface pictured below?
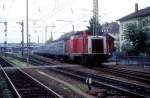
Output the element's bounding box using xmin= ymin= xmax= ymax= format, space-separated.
xmin=29 ymin=54 xmax=62 ymax=65
xmin=0 ymin=70 xmax=14 ymax=98
xmin=50 ymin=67 xmax=150 ymax=98
xmin=29 ymin=54 xmax=150 ymax=84
xmin=28 ymin=55 xmax=53 ymax=65
xmin=33 ymin=54 xmax=150 ymax=84
xmin=4 ymin=54 xmax=150 ymax=97
xmin=5 ymin=69 xmax=63 ymax=98
xmin=0 ymin=56 xmax=63 ymax=98
xmin=96 ymin=66 xmax=150 ymax=84
xmin=6 ymin=53 xmax=52 ymax=66
xmin=0 ymin=56 xmax=13 ymax=67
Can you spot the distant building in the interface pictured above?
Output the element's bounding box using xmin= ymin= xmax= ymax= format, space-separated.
xmin=0 ymin=43 xmax=38 ymax=53
xmin=101 ymin=22 xmax=119 ymax=49
xmin=101 ymin=22 xmax=119 ymax=35
xmin=118 ymin=4 xmax=150 ymax=52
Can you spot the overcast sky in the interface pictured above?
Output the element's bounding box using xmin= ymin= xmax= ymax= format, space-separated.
xmin=0 ymin=0 xmax=150 ymax=43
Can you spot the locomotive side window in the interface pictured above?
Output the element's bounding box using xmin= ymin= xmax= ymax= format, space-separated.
xmin=92 ymin=39 xmax=104 ymax=53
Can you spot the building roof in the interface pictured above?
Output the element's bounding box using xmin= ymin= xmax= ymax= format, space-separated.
xmin=118 ymin=6 xmax=150 ymax=21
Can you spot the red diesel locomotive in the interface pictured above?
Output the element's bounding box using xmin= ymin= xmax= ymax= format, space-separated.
xmin=35 ymin=31 xmax=115 ymax=65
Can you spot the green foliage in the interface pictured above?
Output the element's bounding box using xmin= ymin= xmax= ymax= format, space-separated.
xmin=121 ymin=41 xmax=139 ymax=56
xmin=123 ymin=21 xmax=149 ymax=55
xmin=87 ymin=16 xmax=102 ymax=35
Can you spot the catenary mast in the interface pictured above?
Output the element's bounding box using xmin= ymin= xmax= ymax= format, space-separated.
xmin=93 ymin=0 xmax=99 ymax=35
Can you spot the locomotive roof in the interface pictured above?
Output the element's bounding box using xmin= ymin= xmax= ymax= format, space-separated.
xmin=46 ymin=30 xmax=91 ymax=44
xmin=58 ymin=30 xmax=89 ymax=40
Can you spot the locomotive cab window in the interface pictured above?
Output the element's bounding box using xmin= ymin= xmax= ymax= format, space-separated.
xmin=92 ymin=39 xmax=104 ymax=53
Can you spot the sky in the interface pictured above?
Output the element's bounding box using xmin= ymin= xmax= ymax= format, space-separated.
xmin=0 ymin=0 xmax=150 ymax=43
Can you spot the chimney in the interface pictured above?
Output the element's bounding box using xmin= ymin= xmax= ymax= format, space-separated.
xmin=135 ymin=3 xmax=138 ymax=12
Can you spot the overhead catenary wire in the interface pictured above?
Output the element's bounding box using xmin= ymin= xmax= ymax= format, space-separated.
xmin=0 ymin=0 xmax=145 ymax=43
xmin=4 ymin=0 xmax=16 ymax=19
xmin=100 ymin=0 xmax=133 ymax=11
xmin=1 ymin=0 xmax=16 ymax=20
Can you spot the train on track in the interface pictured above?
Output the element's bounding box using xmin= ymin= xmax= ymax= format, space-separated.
xmin=34 ymin=31 xmax=115 ymax=65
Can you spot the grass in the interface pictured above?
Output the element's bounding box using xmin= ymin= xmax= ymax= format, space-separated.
xmin=5 ymin=56 xmax=33 ymax=67
xmin=75 ymin=83 xmax=89 ymax=92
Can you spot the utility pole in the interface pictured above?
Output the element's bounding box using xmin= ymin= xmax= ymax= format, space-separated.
xmin=17 ymin=21 xmax=24 ymax=56
xmin=72 ymin=24 xmax=74 ymax=33
xmin=34 ymin=30 xmax=39 ymax=46
xmin=45 ymin=26 xmax=48 ymax=43
xmin=4 ymin=22 xmax=7 ymax=56
xmin=45 ymin=25 xmax=56 ymax=43
xmin=38 ymin=35 xmax=39 ymax=46
xmin=26 ymin=0 xmax=29 ymax=63
xmin=93 ymin=0 xmax=99 ymax=21
xmin=29 ymin=34 xmax=31 ymax=49
xmin=93 ymin=0 xmax=99 ymax=35
xmin=50 ymin=32 xmax=53 ymax=41
xmin=0 ymin=22 xmax=8 ymax=56
xmin=28 ymin=34 xmax=31 ymax=62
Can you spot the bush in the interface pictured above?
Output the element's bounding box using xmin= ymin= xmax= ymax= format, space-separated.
xmin=121 ymin=41 xmax=139 ymax=56
xmin=123 ymin=23 xmax=148 ymax=55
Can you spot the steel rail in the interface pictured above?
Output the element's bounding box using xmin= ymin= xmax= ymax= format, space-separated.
xmin=19 ymin=69 xmax=64 ymax=98
xmin=27 ymin=54 xmax=150 ymax=84
xmin=98 ymin=66 xmax=150 ymax=83
xmin=5 ymin=54 xmax=150 ymax=97
xmin=51 ymin=67 xmax=150 ymax=98
xmin=0 ymin=56 xmax=64 ymax=98
xmin=0 ymin=65 xmax=22 ymax=98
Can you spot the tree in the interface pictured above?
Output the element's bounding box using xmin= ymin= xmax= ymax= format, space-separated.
xmin=87 ymin=16 xmax=102 ymax=35
xmin=121 ymin=41 xmax=139 ymax=56
xmin=46 ymin=36 xmax=53 ymax=44
xmin=123 ymin=23 xmax=148 ymax=55
xmin=101 ymin=22 xmax=119 ymax=34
